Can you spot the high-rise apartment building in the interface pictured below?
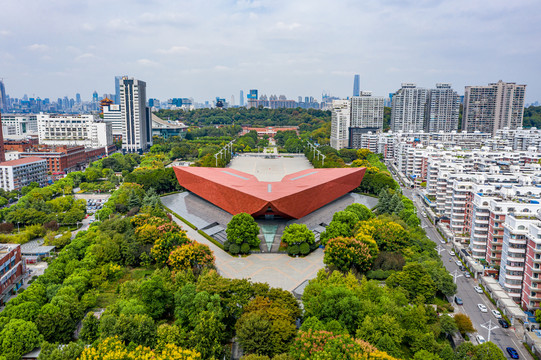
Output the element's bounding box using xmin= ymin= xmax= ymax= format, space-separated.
xmin=463 ymin=80 xmax=526 ymax=134
xmin=353 ymin=74 xmax=360 ymax=97
xmin=349 ymin=92 xmax=384 ymax=148
xmin=240 ymin=90 xmax=244 ymax=107
xmin=425 ymin=83 xmax=460 ymax=132
xmin=390 ymin=83 xmax=428 ymax=132
xmin=120 ymin=77 xmax=152 ymax=153
xmin=330 ymin=100 xmax=350 ymax=150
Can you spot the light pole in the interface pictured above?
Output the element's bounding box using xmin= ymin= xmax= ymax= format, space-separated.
xmin=480 ymin=319 xmax=499 ymax=342
xmin=451 ymin=269 xmax=463 ymax=283
xmin=17 ymin=222 xmax=20 ymax=233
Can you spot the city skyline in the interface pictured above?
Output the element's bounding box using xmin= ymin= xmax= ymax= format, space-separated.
xmin=0 ymin=1 xmax=540 ymax=103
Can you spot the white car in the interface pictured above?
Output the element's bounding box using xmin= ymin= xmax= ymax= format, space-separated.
xmin=455 ymin=260 xmax=462 ymax=266
xmin=474 ymin=286 xmax=483 ymax=293
xmin=422 ymin=212 xmax=427 ymax=218
xmin=440 ymin=239 xmax=446 ymax=244
xmin=491 ymin=310 xmax=502 ymax=319
xmin=449 ymin=250 xmax=455 ymax=256
xmin=478 ymin=304 xmax=488 ymax=312
xmin=465 ymin=272 xmax=471 ymax=278
xmin=476 ymin=334 xmax=486 ymax=344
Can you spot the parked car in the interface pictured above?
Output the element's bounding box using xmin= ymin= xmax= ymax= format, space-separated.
xmin=478 ymin=304 xmax=488 ymax=312
xmin=440 ymin=239 xmax=445 ymax=244
xmin=422 ymin=212 xmax=427 ymax=218
xmin=474 ymin=286 xmax=483 ymax=293
xmin=506 ymin=347 xmax=519 ymax=359
xmin=455 ymin=260 xmax=462 ymax=266
xmin=475 ymin=334 xmax=486 ymax=344
xmin=465 ymin=272 xmax=471 ymax=278
xmin=491 ymin=310 xmax=502 ymax=319
xmin=455 ymin=296 xmax=463 ymax=305
xmin=498 ymin=319 xmax=509 ymax=328
xmin=449 ymin=250 xmax=455 ymax=256
xmin=459 ymin=265 xmax=466 ymax=271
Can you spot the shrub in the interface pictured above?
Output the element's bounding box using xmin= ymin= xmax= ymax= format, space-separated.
xmin=223 ymin=240 xmax=230 ymax=251
xmin=299 ymin=242 xmax=310 ymax=255
xmin=0 ymin=223 xmax=14 ymax=234
xmin=288 ymin=244 xmax=299 ymax=256
xmin=229 ymin=243 xmax=240 ymax=255
xmin=43 ymin=220 xmax=59 ymax=232
xmin=241 ymin=243 xmax=250 ymax=254
xmin=366 ymin=269 xmax=393 ymax=280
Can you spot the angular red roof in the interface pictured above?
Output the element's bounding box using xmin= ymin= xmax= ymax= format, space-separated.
xmin=173 ymin=166 xmax=366 ymax=219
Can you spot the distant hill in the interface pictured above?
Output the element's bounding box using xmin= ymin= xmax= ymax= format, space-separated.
xmin=524 ymin=106 xmax=541 ymax=128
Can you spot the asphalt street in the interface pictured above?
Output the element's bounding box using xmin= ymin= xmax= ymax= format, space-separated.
xmin=401 ymin=186 xmax=532 ymax=359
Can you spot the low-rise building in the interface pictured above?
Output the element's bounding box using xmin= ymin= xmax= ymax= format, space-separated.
xmin=37 ymin=113 xmax=113 ymax=148
xmin=0 ymin=244 xmax=24 ymax=306
xmin=0 ymin=157 xmax=47 ymax=191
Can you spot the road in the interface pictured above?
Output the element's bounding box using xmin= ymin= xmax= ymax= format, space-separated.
xmin=401 ymin=186 xmax=531 ymax=359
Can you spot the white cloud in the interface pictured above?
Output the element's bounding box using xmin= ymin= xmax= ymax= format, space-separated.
xmin=75 ymin=53 xmax=97 ymax=61
xmin=0 ymin=30 xmax=11 ymax=36
xmin=274 ymin=21 xmax=301 ymax=31
xmin=27 ymin=44 xmax=49 ymax=51
xmin=157 ymin=46 xmax=191 ymax=54
xmin=214 ymin=65 xmax=230 ymax=71
xmin=137 ymin=58 xmax=159 ymax=67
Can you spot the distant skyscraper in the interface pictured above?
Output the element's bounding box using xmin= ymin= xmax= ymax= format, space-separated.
xmin=0 ymin=80 xmax=7 ymax=112
xmin=330 ymin=100 xmax=351 ymax=150
xmin=424 ymin=83 xmax=460 ymax=132
xmin=120 ymin=77 xmax=152 ymax=153
xmin=114 ymin=76 xmax=124 ymax=104
xmin=92 ymin=91 xmax=98 ymax=103
xmin=463 ymin=80 xmax=526 ymax=134
xmin=76 ymin=93 xmax=81 ymax=104
xmin=353 ymin=74 xmax=360 ymax=97
xmin=0 ymin=112 xmax=5 ymax=162
xmin=240 ymin=90 xmax=244 ymax=106
xmin=390 ymin=83 xmax=428 ymax=132
xmin=247 ymin=89 xmax=258 ymax=108
xmin=230 ymin=95 xmax=235 ymax=107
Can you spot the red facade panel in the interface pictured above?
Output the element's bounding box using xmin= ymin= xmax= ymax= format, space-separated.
xmin=174 ymin=167 xmax=366 ymax=219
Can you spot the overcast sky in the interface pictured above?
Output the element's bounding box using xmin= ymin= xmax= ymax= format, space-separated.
xmin=1 ymin=0 xmax=540 ymax=104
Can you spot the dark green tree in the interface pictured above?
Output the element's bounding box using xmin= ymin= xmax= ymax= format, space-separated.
xmin=344 ymin=203 xmax=374 ymax=221
xmin=226 ymin=213 xmax=260 ymax=246
xmin=0 ymin=319 xmax=43 ymax=360
xmin=79 ymin=313 xmax=100 ymax=344
xmin=386 ymin=263 xmax=437 ymax=302
xmin=281 ymin=224 xmax=315 ymax=246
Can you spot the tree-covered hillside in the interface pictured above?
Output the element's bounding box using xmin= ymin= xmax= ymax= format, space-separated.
xmin=524 ymin=105 xmax=541 ymax=128
xmin=155 ymin=107 xmax=330 ymax=133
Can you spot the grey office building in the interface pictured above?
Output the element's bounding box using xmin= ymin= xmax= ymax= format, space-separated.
xmin=120 ymin=77 xmax=152 ymax=153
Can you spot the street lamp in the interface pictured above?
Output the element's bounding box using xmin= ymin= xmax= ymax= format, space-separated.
xmin=451 ymin=269 xmax=463 ymax=283
xmin=480 ymin=319 xmax=499 ymax=342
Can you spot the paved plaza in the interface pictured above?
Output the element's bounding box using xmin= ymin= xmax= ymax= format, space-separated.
xmin=228 ymin=153 xmax=313 ymax=181
xmin=169 ymin=214 xmax=325 ymax=291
